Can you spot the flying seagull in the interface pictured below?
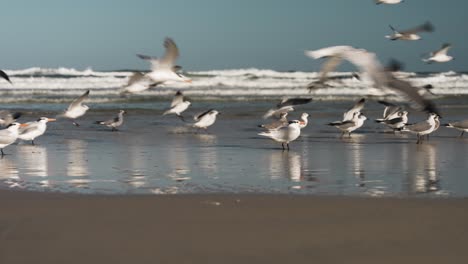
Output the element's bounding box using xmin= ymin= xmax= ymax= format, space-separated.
xmin=60 ymin=90 xmax=90 ymax=126
xmin=422 ymin=43 xmax=454 ymax=63
xmin=305 ymin=45 xmax=439 ymax=115
xmin=386 ymin=21 xmax=434 ymax=41
xmin=163 ymin=91 xmax=191 ymax=121
xmin=375 ymin=0 xmax=403 ymax=4
xmin=137 ymin=38 xmax=192 ymax=87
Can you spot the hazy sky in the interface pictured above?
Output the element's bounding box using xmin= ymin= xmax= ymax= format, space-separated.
xmin=0 ymin=0 xmax=466 ymax=72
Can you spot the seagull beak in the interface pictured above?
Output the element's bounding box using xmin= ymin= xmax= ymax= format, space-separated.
xmin=47 ymin=118 xmax=57 ymax=122
xmin=185 ymin=79 xmax=192 ymax=83
xmin=19 ymin=123 xmax=29 ymax=127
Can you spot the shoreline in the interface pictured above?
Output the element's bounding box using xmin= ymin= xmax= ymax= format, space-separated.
xmin=1 ymin=189 xmax=467 ymax=263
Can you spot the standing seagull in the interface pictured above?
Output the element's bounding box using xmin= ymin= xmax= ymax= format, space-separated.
xmin=163 ymin=91 xmax=191 ymax=121
xmin=95 ymin=110 xmax=126 ymax=131
xmin=137 ymin=38 xmax=192 ymax=87
xmin=18 ymin=117 xmax=56 ymax=145
xmin=61 ymin=90 xmax=90 ymax=126
xmin=193 ymin=109 xmax=220 ymax=131
xmin=423 ymin=44 xmax=454 ymax=63
xmin=305 ymin=46 xmax=439 ymax=115
xmin=0 ymin=70 xmax=12 ymax=84
xmin=0 ymin=123 xmax=24 ymax=156
xmin=443 ymin=120 xmax=468 ymax=137
xmin=328 ymin=112 xmax=367 ymax=138
xmin=376 ymin=111 xmax=408 ymax=133
xmin=402 ymin=113 xmax=437 ymax=144
xmin=375 ymin=0 xmax=403 ymax=4
xmin=258 ymin=120 xmax=302 ymax=150
xmin=386 ymin=22 xmax=434 ymax=41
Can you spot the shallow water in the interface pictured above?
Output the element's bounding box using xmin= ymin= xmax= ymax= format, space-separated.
xmin=1 ymin=100 xmax=468 ymax=197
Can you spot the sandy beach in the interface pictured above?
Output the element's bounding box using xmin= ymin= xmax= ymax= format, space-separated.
xmin=0 ymin=189 xmax=467 ymax=263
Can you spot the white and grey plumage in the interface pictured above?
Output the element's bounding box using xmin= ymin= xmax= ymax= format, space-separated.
xmin=375 ymin=0 xmax=403 ymax=4
xmin=305 ymin=46 xmax=439 ymax=115
xmin=18 ymin=117 xmax=56 ymax=145
xmin=376 ymin=111 xmax=408 ymax=132
xmin=423 ymin=43 xmax=453 ymax=63
xmin=444 ymin=120 xmax=468 ymax=137
xmin=0 ymin=111 xmax=22 ymax=127
xmin=0 ymin=122 xmax=24 ymax=156
xmin=277 ymin=98 xmax=312 ymax=108
xmin=120 ymin=72 xmax=158 ymax=94
xmin=0 ymin=70 xmax=12 ymax=84
xmin=343 ymin=98 xmax=366 ymax=121
xmin=263 ymin=105 xmax=295 ymax=120
xmin=299 ymin=113 xmax=309 ymax=129
xmin=95 ymin=110 xmax=126 ymax=131
xmin=259 ymin=112 xmax=289 ymax=130
xmin=163 ymin=91 xmax=191 ymax=121
xmin=258 ymin=120 xmax=302 ymax=150
xmin=61 ymin=90 xmax=90 ymax=126
xmin=193 ymin=109 xmax=220 ymax=130
xmin=328 ymin=112 xmax=367 ymax=137
xmin=376 ymin=101 xmax=402 ymax=122
xmin=137 ymin=38 xmax=192 ymax=87
xmin=402 ymin=113 xmax=437 ymax=144
xmin=386 ymin=22 xmax=434 ymax=41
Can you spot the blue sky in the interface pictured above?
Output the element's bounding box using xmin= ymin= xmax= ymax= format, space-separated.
xmin=0 ymin=0 xmax=466 ymax=72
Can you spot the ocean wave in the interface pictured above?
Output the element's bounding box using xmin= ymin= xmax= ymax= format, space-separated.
xmin=0 ymin=67 xmax=467 ymax=103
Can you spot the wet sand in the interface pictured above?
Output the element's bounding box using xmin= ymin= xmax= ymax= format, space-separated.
xmin=1 ymin=189 xmax=467 ymax=263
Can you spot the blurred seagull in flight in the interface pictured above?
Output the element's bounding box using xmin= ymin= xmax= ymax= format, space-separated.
xmin=137 ymin=38 xmax=192 ymax=87
xmin=0 ymin=111 xmax=22 ymax=127
xmin=422 ymin=43 xmax=454 ymax=63
xmin=18 ymin=117 xmax=56 ymax=145
xmin=120 ymin=72 xmax=158 ymax=94
xmin=305 ymin=45 xmax=439 ymax=115
xmin=95 ymin=110 xmax=126 ymax=131
xmin=193 ymin=109 xmax=220 ymax=131
xmin=163 ymin=91 xmax=191 ymax=121
xmin=61 ymin=90 xmax=90 ymax=127
xmin=343 ymin=98 xmax=366 ymax=121
xmin=258 ymin=120 xmax=302 ymax=150
xmin=385 ymin=21 xmax=434 ymax=41
xmin=375 ymin=0 xmax=403 ymax=4
xmin=0 ymin=122 xmax=26 ymax=156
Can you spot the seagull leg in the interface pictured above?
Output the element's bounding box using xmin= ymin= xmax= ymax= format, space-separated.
xmin=287 ymin=143 xmax=290 ymax=151
xmin=1 ymin=149 xmax=4 ymax=157
xmin=178 ymin=115 xmax=186 ymax=122
xmin=416 ymin=135 xmax=420 ymax=144
xmin=73 ymin=121 xmax=80 ymax=127
xmin=460 ymin=131 xmax=465 ymax=138
xmin=348 ymin=132 xmax=352 ymax=138
xmin=111 ymin=127 xmax=117 ymax=132
xmin=281 ymin=143 xmax=285 ymax=150
xmin=31 ymin=140 xmax=35 ymax=146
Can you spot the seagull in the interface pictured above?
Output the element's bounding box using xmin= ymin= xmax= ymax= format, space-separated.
xmin=443 ymin=120 xmax=468 ymax=137
xmin=299 ymin=113 xmax=309 ymax=129
xmin=259 ymin=112 xmax=289 ymax=130
xmin=263 ymin=105 xmax=295 ymax=119
xmin=193 ymin=109 xmax=220 ymax=131
xmin=386 ymin=22 xmax=434 ymax=41
xmin=137 ymin=38 xmax=192 ymax=87
xmin=120 ymin=72 xmax=158 ymax=94
xmin=258 ymin=120 xmax=302 ymax=150
xmin=0 ymin=122 xmax=25 ymax=156
xmin=163 ymin=91 xmax=191 ymax=121
xmin=0 ymin=111 xmax=22 ymax=127
xmin=402 ymin=113 xmax=437 ymax=144
xmin=18 ymin=117 xmax=56 ymax=145
xmin=343 ymin=98 xmax=366 ymax=121
xmin=61 ymin=90 xmax=90 ymax=126
xmin=376 ymin=111 xmax=408 ymax=133
xmin=277 ymin=98 xmax=312 ymax=108
xmin=375 ymin=101 xmax=402 ymax=122
xmin=0 ymin=70 xmax=12 ymax=84
xmin=328 ymin=112 xmax=367 ymax=138
xmin=375 ymin=0 xmax=403 ymax=4
xmin=423 ymin=43 xmax=453 ymax=63
xmin=95 ymin=110 xmax=126 ymax=131
xmin=305 ymin=46 xmax=439 ymax=115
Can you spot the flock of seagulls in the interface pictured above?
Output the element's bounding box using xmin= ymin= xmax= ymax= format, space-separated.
xmin=0 ymin=1 xmax=466 ymax=154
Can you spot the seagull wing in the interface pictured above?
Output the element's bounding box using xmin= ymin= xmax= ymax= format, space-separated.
xmin=68 ymin=90 xmax=90 ymax=110
xmin=160 ymin=38 xmax=179 ymax=68
xmin=171 ymin=91 xmax=184 ymax=107
xmin=0 ymin=70 xmax=12 ymax=84
xmin=433 ymin=43 xmax=451 ymax=56
xmin=277 ymin=98 xmax=312 ymax=108
xmin=402 ymin=21 xmax=434 ymax=34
